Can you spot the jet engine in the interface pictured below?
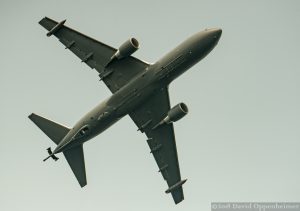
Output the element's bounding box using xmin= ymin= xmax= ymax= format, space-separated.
xmin=165 ymin=103 xmax=189 ymax=123
xmin=153 ymin=103 xmax=188 ymax=129
xmin=105 ymin=38 xmax=139 ymax=67
xmin=114 ymin=38 xmax=139 ymax=59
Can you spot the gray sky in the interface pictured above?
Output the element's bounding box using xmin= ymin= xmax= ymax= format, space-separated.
xmin=1 ymin=0 xmax=300 ymax=210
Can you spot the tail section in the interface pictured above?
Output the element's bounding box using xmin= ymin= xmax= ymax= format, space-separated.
xmin=28 ymin=113 xmax=70 ymax=145
xmin=29 ymin=113 xmax=87 ymax=187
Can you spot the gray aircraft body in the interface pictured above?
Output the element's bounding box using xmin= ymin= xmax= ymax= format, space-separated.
xmin=29 ymin=17 xmax=222 ymax=204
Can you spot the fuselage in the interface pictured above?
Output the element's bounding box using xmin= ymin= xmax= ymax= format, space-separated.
xmin=54 ymin=28 xmax=222 ymax=154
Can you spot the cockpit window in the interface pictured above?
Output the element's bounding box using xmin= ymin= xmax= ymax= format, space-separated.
xmin=74 ymin=126 xmax=89 ymax=139
xmin=80 ymin=127 xmax=89 ymax=135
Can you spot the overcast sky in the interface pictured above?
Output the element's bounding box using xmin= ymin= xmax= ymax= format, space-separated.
xmin=1 ymin=0 xmax=300 ymax=210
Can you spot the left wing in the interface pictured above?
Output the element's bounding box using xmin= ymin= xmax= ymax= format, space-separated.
xmin=39 ymin=17 xmax=149 ymax=93
xmin=129 ymin=87 xmax=186 ymax=204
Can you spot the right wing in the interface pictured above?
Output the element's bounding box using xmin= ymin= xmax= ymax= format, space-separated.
xmin=129 ymin=88 xmax=186 ymax=204
xmin=39 ymin=17 xmax=149 ymax=93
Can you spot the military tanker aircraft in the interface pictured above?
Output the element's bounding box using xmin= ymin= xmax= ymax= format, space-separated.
xmin=29 ymin=17 xmax=222 ymax=204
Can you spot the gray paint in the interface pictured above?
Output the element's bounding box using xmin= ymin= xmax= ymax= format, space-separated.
xmin=29 ymin=18 xmax=221 ymax=204
xmin=56 ymin=28 xmax=221 ymax=153
xmin=1 ymin=0 xmax=300 ymax=210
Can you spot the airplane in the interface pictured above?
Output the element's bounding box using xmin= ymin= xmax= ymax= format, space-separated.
xmin=29 ymin=17 xmax=222 ymax=204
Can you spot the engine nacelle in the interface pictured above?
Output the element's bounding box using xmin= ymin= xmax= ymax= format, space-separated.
xmin=164 ymin=103 xmax=189 ymax=124
xmin=114 ymin=38 xmax=139 ymax=59
xmin=105 ymin=38 xmax=139 ymax=67
xmin=153 ymin=103 xmax=188 ymax=130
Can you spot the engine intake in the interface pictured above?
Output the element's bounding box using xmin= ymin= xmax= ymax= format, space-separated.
xmin=105 ymin=38 xmax=139 ymax=67
xmin=164 ymin=103 xmax=188 ymax=124
xmin=114 ymin=38 xmax=139 ymax=59
xmin=153 ymin=103 xmax=188 ymax=129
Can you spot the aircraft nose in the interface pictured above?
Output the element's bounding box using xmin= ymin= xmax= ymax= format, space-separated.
xmin=215 ymin=28 xmax=222 ymax=39
xmin=206 ymin=28 xmax=222 ymax=41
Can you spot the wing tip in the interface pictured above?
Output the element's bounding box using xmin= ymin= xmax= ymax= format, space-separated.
xmin=38 ymin=16 xmax=47 ymax=25
xmin=28 ymin=112 xmax=34 ymax=119
xmin=80 ymin=181 xmax=87 ymax=188
xmin=174 ymin=197 xmax=184 ymax=204
xmin=172 ymin=188 xmax=185 ymax=204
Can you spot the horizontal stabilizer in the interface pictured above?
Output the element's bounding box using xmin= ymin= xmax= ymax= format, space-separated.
xmin=63 ymin=145 xmax=87 ymax=187
xmin=28 ymin=113 xmax=70 ymax=145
